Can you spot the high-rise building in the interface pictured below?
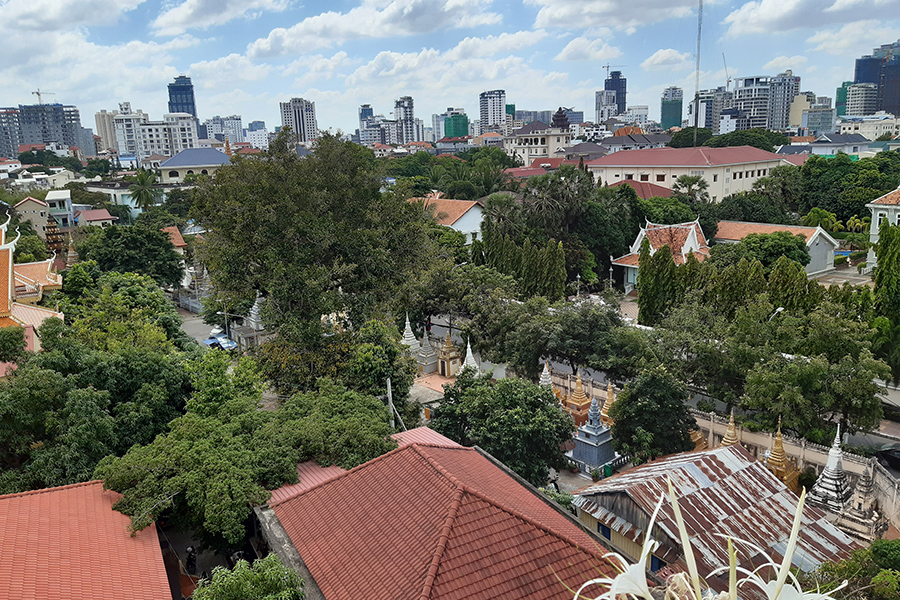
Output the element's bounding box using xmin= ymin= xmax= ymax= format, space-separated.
xmin=280 ymin=98 xmax=318 ymax=143
xmin=394 ymin=96 xmax=416 ymax=143
xmin=660 ymin=87 xmax=683 ymax=130
xmin=768 ymin=70 xmax=801 ymax=130
xmin=359 ymin=104 xmax=374 ymax=132
xmin=444 ymin=113 xmax=469 ymax=138
xmin=113 ymin=102 xmax=149 ymax=158
xmin=203 ymin=115 xmax=244 ymax=143
xmin=604 ymin=71 xmax=627 ymax=115
xmin=505 ymin=104 xmax=516 ymax=119
xmin=0 ymin=108 xmax=21 ymax=159
xmin=562 ymin=108 xmax=584 ymax=124
xmin=432 ymin=107 xmax=466 ymax=140
xmin=619 ymin=106 xmax=649 ymax=126
xmin=835 ymin=82 xmax=853 ymax=116
xmin=847 ymin=83 xmax=879 ymax=116
xmin=17 ymin=103 xmax=84 ymax=148
xmin=686 ymin=87 xmax=733 ymax=134
xmin=595 ymin=90 xmax=618 ymax=122
xmin=853 ymin=40 xmax=900 ymax=118
xmin=732 ymin=76 xmax=771 ymax=129
xmin=479 ymin=90 xmax=507 ymax=129
xmin=94 ymin=109 xmax=119 ymax=152
xmin=248 ymin=120 xmax=266 ymax=132
xmin=515 ymin=109 xmax=553 ymax=124
xmin=168 ymin=76 xmax=197 ymax=118
xmin=135 ymin=113 xmax=197 ymax=160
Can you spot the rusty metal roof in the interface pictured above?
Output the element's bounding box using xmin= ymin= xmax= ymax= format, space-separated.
xmin=574 ymin=445 xmax=860 ymax=582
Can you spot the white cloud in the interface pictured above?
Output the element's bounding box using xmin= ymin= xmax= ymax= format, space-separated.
xmin=448 ymin=31 xmax=548 ymax=60
xmin=246 ymin=0 xmax=502 ymax=57
xmin=189 ymin=54 xmax=274 ymax=85
xmin=524 ymin=0 xmax=694 ymax=31
xmin=723 ymin=0 xmax=899 ymax=36
xmin=0 ymin=0 xmax=145 ymax=30
xmin=806 ymin=20 xmax=900 ymax=56
xmin=152 ymin=0 xmax=292 ymax=36
xmin=555 ymin=37 xmax=621 ymax=61
xmin=763 ymin=55 xmax=808 ymax=71
xmin=641 ymin=49 xmax=692 ymax=71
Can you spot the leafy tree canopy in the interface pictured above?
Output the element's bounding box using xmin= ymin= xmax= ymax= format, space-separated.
xmin=703 ymin=128 xmax=789 ymax=152
xmin=192 ymin=554 xmax=304 ymax=600
xmin=709 ymin=231 xmax=811 ymax=271
xmin=76 ymin=224 xmax=184 ymax=288
xmin=668 ymin=127 xmax=713 ymax=148
xmin=430 ymin=370 xmax=575 ymax=487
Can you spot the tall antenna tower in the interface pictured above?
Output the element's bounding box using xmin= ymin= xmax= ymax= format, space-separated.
xmin=693 ymin=0 xmax=703 ymax=147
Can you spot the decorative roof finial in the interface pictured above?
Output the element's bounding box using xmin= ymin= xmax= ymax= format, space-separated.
xmin=721 ymin=411 xmax=739 ymax=447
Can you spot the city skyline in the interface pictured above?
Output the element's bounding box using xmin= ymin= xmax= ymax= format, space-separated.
xmin=1 ymin=0 xmax=899 ymax=134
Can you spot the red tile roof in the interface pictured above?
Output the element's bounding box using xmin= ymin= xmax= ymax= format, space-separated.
xmin=782 ymin=154 xmax=810 ymax=166
xmin=612 ymin=221 xmax=710 ymax=268
xmin=505 ymin=166 xmax=547 ymax=179
xmin=871 ymin=186 xmax=900 ymax=206
xmin=14 ymin=196 xmax=47 ymax=208
xmin=411 ymin=192 xmax=482 ymax=226
xmin=75 ymin=208 xmax=117 ymax=222
xmin=18 ymin=143 xmax=45 ymax=153
xmin=270 ymin=427 xmax=461 ymax=503
xmin=0 ymin=480 xmax=171 ymax=600
xmin=715 ymin=221 xmax=824 ymax=244
xmin=161 ymin=225 xmax=187 ymax=248
xmin=613 ymin=126 xmax=643 ymax=136
xmin=608 ymin=179 xmax=673 ymax=199
xmin=531 ymin=157 xmax=567 ymax=169
xmin=271 ymin=443 xmax=615 ymax=600
xmin=587 ymin=145 xmax=782 ymax=167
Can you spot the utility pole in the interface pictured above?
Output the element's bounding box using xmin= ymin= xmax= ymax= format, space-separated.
xmin=387 ymin=377 xmax=395 ymax=430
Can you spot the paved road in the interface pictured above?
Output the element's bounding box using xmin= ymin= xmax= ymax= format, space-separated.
xmin=177 ymin=308 xmax=213 ymax=343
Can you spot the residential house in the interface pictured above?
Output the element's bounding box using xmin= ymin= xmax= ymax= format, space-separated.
xmin=257 ymin=427 xmax=618 ymax=600
xmin=600 ymin=133 xmax=671 ymax=154
xmin=0 ymin=158 xmax=22 ymax=176
xmin=0 ymin=481 xmax=173 ymax=600
xmin=159 ymin=147 xmax=232 ymax=183
xmin=503 ymin=121 xmax=572 ymax=166
xmin=586 ymin=146 xmax=789 ymax=202
xmin=162 ymin=225 xmax=188 ymax=255
xmin=574 ymin=444 xmax=860 ymax=596
xmin=866 ymin=184 xmax=900 ymax=268
xmin=471 ymin=131 xmax=503 ymax=147
xmin=809 ymin=133 xmax=870 ymax=155
xmin=413 ymin=191 xmax=483 ymax=243
xmin=75 ymin=208 xmax=117 ymax=228
xmin=13 ymin=197 xmax=50 ymax=238
xmin=44 ymin=189 xmax=75 ymax=228
xmin=612 ymin=219 xmax=710 ymax=291
xmin=715 ymin=221 xmax=838 ymax=275
xmin=434 ymin=135 xmax=472 ymax=153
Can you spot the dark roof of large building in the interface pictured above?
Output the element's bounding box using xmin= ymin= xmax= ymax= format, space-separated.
xmin=587 ymin=145 xmax=783 ymax=167
xmin=776 ymin=144 xmax=813 ymax=155
xmin=270 ymin=443 xmax=616 ymax=600
xmin=513 ymin=121 xmax=552 ymax=135
xmin=602 ymin=134 xmax=671 ymax=147
xmin=608 ymin=179 xmax=673 ymax=199
xmin=0 ymin=481 xmax=171 ymax=600
xmin=813 ymin=133 xmax=870 ymax=144
xmin=159 ymin=148 xmax=233 ymax=168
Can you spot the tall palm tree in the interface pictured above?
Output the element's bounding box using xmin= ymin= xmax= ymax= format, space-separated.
xmin=128 ymin=169 xmax=163 ymax=212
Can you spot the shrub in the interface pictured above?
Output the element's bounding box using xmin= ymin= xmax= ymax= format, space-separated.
xmin=850 ymin=249 xmax=867 ymax=261
xmin=857 ymin=261 xmax=868 ymax=273
xmin=834 ymin=254 xmax=848 ymax=266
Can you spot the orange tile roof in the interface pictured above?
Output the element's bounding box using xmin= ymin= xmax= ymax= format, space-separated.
xmin=10 ymin=302 xmax=64 ymax=328
xmin=271 ymin=443 xmax=615 ymax=600
xmin=715 ymin=221 xmax=821 ymax=243
xmin=161 ymin=226 xmax=187 ymax=248
xmin=13 ymin=260 xmax=62 ymax=291
xmin=0 ymin=248 xmax=11 ymax=315
xmin=531 ymin=157 xmax=566 ymax=169
xmin=270 ymin=427 xmax=461 ymax=503
xmin=608 ymin=179 xmax=673 ymax=199
xmin=504 ymin=166 xmax=547 ymax=179
xmin=0 ymin=481 xmax=171 ymax=600
xmin=782 ymin=154 xmax=810 ymax=166
xmin=14 ymin=196 xmax=47 ymax=208
xmin=411 ymin=193 xmax=482 ymax=226
xmin=644 ymin=220 xmax=707 ymax=252
xmin=871 ymin=186 xmax=900 ymax=206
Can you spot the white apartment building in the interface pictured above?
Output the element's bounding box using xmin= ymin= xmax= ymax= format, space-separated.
xmin=204 ymin=115 xmax=244 ymax=143
xmin=768 ymin=70 xmax=801 ymax=130
xmin=134 ymin=113 xmax=198 ymax=161
xmin=847 ymin=84 xmax=879 ymax=117
xmin=280 ymin=98 xmax=318 ymax=143
xmin=94 ymin=109 xmax=118 ymax=152
xmin=839 ymin=112 xmax=900 ymax=140
xmin=732 ymin=76 xmax=771 ymax=129
xmin=586 ymin=146 xmax=789 ymax=202
xmin=595 ymin=90 xmax=618 ymax=123
xmin=394 ymin=96 xmax=416 ymax=143
xmin=245 ymin=128 xmax=269 ymax=150
xmin=503 ymin=121 xmax=572 ymax=166
xmin=113 ymin=102 xmax=149 ymax=158
xmin=619 ymin=106 xmax=649 ymax=126
xmin=479 ymin=90 xmax=506 ymax=129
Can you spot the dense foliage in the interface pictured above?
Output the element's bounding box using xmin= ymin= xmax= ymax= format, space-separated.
xmin=431 ymin=370 xmax=575 ymax=487
xmin=77 ymin=225 xmax=184 ymax=288
xmin=805 ymin=540 xmax=900 ymax=600
xmin=192 ymin=554 xmax=304 ymax=600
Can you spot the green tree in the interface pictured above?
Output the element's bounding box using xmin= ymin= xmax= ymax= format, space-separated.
xmin=545 ymin=302 xmax=623 ymax=374
xmin=127 ymin=169 xmax=163 ymax=212
xmin=637 ymin=241 xmax=677 ymax=326
xmin=192 ymin=554 xmax=304 ymax=600
xmin=609 ymin=365 xmax=695 ymax=463
xmin=668 ymin=127 xmax=713 ymax=148
xmin=638 ymin=196 xmax=695 ymax=224
xmin=801 ymin=207 xmax=843 ymax=231
xmin=709 ymin=231 xmax=810 ymax=271
xmin=191 ymin=133 xmax=431 ymax=343
xmin=703 ymin=128 xmax=789 ymax=152
xmin=671 ymin=175 xmax=710 ymax=206
xmin=77 ymin=224 xmax=184 ymax=288
xmin=431 ymin=371 xmax=575 ymax=487
xmin=717 ymin=190 xmax=793 ymax=224
xmin=874 ymin=219 xmax=900 ymax=321
xmin=13 ymin=234 xmax=49 ymax=263
xmin=0 ymin=326 xmax=26 ymax=363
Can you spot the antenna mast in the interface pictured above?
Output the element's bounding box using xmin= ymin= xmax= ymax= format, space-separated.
xmin=693 ymin=0 xmax=703 ymax=147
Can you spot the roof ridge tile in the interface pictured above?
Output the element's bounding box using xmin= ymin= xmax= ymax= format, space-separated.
xmin=0 ymin=479 xmax=102 ymax=501
xmin=418 ymin=486 xmax=465 ymax=600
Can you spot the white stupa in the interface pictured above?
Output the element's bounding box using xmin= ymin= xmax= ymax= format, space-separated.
xmin=400 ymin=313 xmax=419 ymax=355
xmin=462 ymin=340 xmax=480 ymax=373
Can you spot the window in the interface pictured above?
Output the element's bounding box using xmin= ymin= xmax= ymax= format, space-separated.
xmin=598 ymin=524 xmax=611 ymax=540
xmin=169 ymin=170 xmax=179 ymax=178
xmin=650 ymin=556 xmax=667 ymax=572
xmin=656 ymin=174 xmax=665 ymax=182
xmin=625 ymin=174 xmax=634 ymax=180
xmin=640 ymin=174 xmax=649 ymax=182
xmin=713 ymin=174 xmax=718 ymax=182
xmin=40 ymin=211 xmax=45 ymax=217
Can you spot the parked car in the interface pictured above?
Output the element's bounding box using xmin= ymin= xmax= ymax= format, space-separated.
xmin=203 ymin=335 xmax=237 ymax=351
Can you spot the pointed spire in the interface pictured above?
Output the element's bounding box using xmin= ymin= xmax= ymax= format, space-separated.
xmin=66 ymin=235 xmax=79 ymax=268
xmin=767 ymin=417 xmax=788 ymax=471
xmin=400 ymin=313 xmax=419 ymax=354
xmin=462 ymin=340 xmax=479 ymax=372
xmin=690 ymin=429 xmax=708 ymax=451
xmin=418 ymin=334 xmax=436 ymax=359
xmin=569 ymin=371 xmax=589 ymax=408
xmin=539 ymin=362 xmax=552 ymax=388
xmin=720 ymin=411 xmax=739 ymax=447
xmin=600 ymin=380 xmax=616 ymax=426
xmin=808 ymin=424 xmax=851 ymax=513
xmin=587 ymin=396 xmax=601 ymax=426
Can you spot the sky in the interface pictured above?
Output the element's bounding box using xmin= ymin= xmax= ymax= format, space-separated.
xmin=2 ymin=0 xmax=900 ymax=135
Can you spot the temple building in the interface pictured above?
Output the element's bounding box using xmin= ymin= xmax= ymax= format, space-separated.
xmin=417 ymin=334 xmax=438 ymax=374
xmin=437 ymin=331 xmax=460 ymax=377
xmin=720 ymin=412 xmax=740 ymax=447
xmin=807 ymin=427 xmax=852 ymax=514
xmin=539 ymin=362 xmax=552 ymax=388
xmin=564 ymin=371 xmax=592 ymax=426
xmin=461 ymin=340 xmax=479 ymax=373
xmin=764 ymin=419 xmax=801 ymax=494
xmin=600 ymin=380 xmax=616 ymax=428
xmin=400 ymin=314 xmax=419 ymax=356
xmin=569 ymin=395 xmax=616 ymax=473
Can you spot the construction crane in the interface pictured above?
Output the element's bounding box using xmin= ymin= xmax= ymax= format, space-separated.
xmin=602 ymin=64 xmax=627 ymax=78
xmin=723 ymin=53 xmax=733 ymax=92
xmin=32 ymin=89 xmax=55 ymax=104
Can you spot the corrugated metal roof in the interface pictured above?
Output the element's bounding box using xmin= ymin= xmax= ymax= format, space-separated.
xmin=575 ymin=445 xmax=860 ymax=584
